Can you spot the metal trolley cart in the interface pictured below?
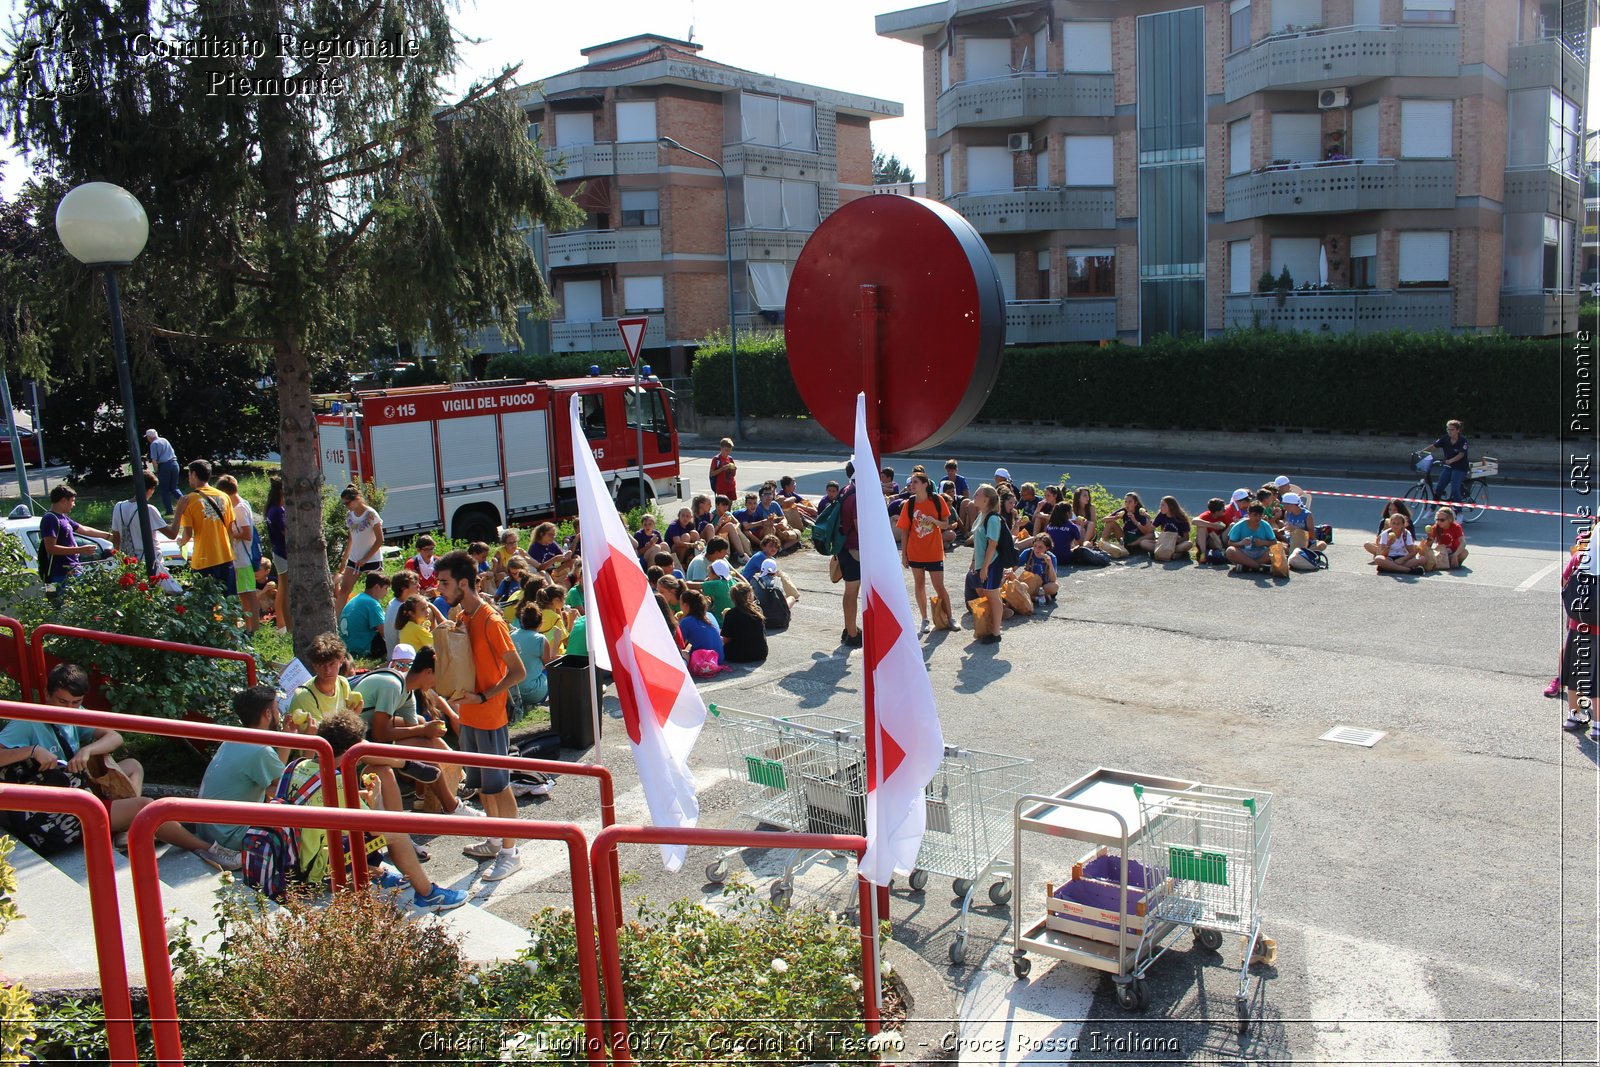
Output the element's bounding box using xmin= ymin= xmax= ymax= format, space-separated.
xmin=1132 ymin=782 xmax=1274 ymax=1033
xmin=1011 ymin=768 xmax=1199 ymax=1006
xmin=912 ymin=745 xmax=1035 ymax=965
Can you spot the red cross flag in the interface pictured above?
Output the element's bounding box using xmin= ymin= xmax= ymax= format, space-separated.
xmin=852 ymin=392 xmax=946 ymax=887
xmin=569 ymin=396 xmax=706 ymax=871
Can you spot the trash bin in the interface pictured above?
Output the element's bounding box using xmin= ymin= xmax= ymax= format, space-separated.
xmin=547 ymin=655 xmax=604 ymax=749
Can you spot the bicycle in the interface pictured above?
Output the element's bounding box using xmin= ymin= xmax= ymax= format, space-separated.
xmin=1403 ymin=449 xmax=1494 ymax=524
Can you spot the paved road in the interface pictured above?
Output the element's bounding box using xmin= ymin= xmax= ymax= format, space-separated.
xmin=415 ymin=447 xmax=1595 ymax=1065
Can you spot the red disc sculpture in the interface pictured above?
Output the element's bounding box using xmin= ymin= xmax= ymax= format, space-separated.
xmin=784 ymin=195 xmax=1004 ymax=455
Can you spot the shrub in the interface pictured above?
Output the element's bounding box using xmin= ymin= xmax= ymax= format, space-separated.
xmin=0 ymin=836 xmax=37 ymax=1066
xmin=171 ymin=885 xmax=478 ymax=1064
xmin=689 ymin=330 xmax=793 ymax=420
xmin=485 ymin=351 xmax=625 ymax=381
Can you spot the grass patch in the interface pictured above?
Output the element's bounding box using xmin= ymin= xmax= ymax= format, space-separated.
xmin=124 ymin=732 xmax=209 ymax=789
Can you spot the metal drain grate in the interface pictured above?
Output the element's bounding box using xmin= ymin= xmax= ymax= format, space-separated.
xmin=1319 ymin=725 xmax=1386 ymax=748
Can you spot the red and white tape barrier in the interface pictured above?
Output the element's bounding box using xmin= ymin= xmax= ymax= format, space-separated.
xmin=1302 ymin=487 xmax=1591 ymax=519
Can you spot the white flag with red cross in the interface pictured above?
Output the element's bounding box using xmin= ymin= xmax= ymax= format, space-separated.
xmin=852 ymin=392 xmax=946 ymax=887
xmin=570 ymin=396 xmax=705 ymax=871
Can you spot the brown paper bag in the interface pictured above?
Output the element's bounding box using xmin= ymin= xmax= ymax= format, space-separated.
xmin=1098 ymin=538 xmax=1130 ymax=559
xmin=828 ymin=556 xmax=842 ymax=584
xmin=1154 ymin=529 xmax=1179 ymax=561
xmin=1269 ymin=542 xmax=1290 ymax=578
xmin=1002 ymin=579 xmax=1034 ymax=615
xmin=967 ymin=597 xmax=991 ymax=629
xmin=929 ymin=594 xmax=954 ymax=631
xmin=1288 ymin=527 xmax=1310 ymax=551
xmin=1019 ymin=570 xmax=1043 ymax=596
xmin=415 ymin=761 xmax=465 ymax=814
xmin=432 ymin=625 xmax=477 ymax=700
xmin=779 ymin=572 xmax=799 ymax=601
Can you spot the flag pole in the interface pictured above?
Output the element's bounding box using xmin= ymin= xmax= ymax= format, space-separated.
xmin=858 ymin=285 xmax=889 ymax=1015
xmin=579 ymin=530 xmax=621 ymax=928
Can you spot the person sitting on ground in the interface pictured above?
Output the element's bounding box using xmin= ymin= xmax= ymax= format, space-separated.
xmin=1226 ymin=503 xmax=1277 ymax=574
xmin=776 ymin=475 xmax=817 ymax=525
xmin=1369 ymin=511 xmax=1424 ymax=574
xmin=404 ymin=534 xmax=440 ymax=593
xmin=509 ymin=602 xmax=558 ymax=707
xmin=526 ymin=523 xmax=570 ymax=576
xmin=897 ymin=471 xmax=952 ymax=634
xmin=1221 ymin=488 xmax=1252 ymax=525
xmin=384 ymin=570 xmax=417 ymax=653
xmin=741 ymin=534 xmax=783 ymax=581
xmin=1070 ymin=488 xmax=1099 ymax=545
xmin=1272 ymin=475 xmax=1310 ymax=511
xmin=1030 ymin=485 xmax=1064 ymax=536
xmin=288 ymin=633 xmax=362 ymax=725
xmin=646 ymin=565 xmax=665 ymax=587
xmin=942 ymin=460 xmax=970 ymax=502
xmin=0 ymin=663 xmax=241 ymax=869
xmin=664 ymin=507 xmax=702 ymax=569
xmin=1015 ymin=482 xmax=1043 ymax=526
xmin=721 ymin=583 xmax=769 ymax=663
xmin=1015 ymin=533 xmax=1059 ymax=604
xmin=676 ymin=589 xmax=725 ymax=665
xmin=463 ymin=541 xmax=492 ymax=594
xmin=654 ymin=593 xmax=687 ymax=655
xmin=751 ymin=558 xmax=795 ymax=630
xmin=686 ymin=533 xmax=718 ymax=582
xmin=703 ymin=557 xmax=741 ymax=624
xmin=1279 ymin=493 xmax=1325 ymax=553
xmin=1152 ymin=496 xmax=1194 ymax=562
xmin=1377 ymin=498 xmax=1416 ymax=538
xmin=648 ymin=550 xmax=683 ymax=581
xmin=351 ymin=645 xmax=470 ymax=814
xmin=992 ymin=468 xmax=1015 ymax=494
xmin=1256 ymin=487 xmax=1285 ymax=532
xmin=495 ymin=556 xmax=530 ymax=603
xmin=490 ymin=529 xmax=523 ymax=587
xmin=1424 ymin=507 xmax=1468 ymax=570
xmin=656 ymin=575 xmax=686 ymax=615
xmin=633 ymin=513 xmax=664 ymax=566
xmin=878 ymin=467 xmax=900 ymax=504
xmin=564 ymin=585 xmax=589 ymax=658
xmin=533 ymin=585 xmax=568 ymax=654
xmin=751 ymin=483 xmax=803 ymax=552
xmin=1106 ymin=492 xmax=1157 ymax=556
xmin=1039 ymin=502 xmax=1093 ymax=568
xmin=294 ymin=711 xmax=468 ymax=912
xmin=711 ymin=495 xmax=752 ymax=561
xmin=395 ymin=595 xmax=437 ymax=650
xmin=197 ymin=685 xmax=304 ymax=852
xmin=338 ymin=571 xmax=391 ymax=661
xmin=1193 ymin=498 xmax=1231 ymax=564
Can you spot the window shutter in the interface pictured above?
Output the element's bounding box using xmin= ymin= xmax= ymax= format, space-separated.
xmin=614 ymin=101 xmax=656 ymax=142
xmin=1400 ymin=100 xmax=1453 ymax=158
xmin=1064 ymin=136 xmax=1114 ymax=185
xmin=1061 ymin=22 xmax=1112 ymax=72
xmin=1398 ymin=231 xmax=1450 ymax=283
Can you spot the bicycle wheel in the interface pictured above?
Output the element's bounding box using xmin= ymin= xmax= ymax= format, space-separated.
xmin=1458 ymin=479 xmax=1489 ymax=523
xmin=1401 ymin=481 xmax=1436 ymax=525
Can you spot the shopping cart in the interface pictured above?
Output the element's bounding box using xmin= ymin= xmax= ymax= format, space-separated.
xmin=912 ymin=746 xmax=1034 ymax=964
xmin=1131 ymin=782 xmax=1274 ymax=1032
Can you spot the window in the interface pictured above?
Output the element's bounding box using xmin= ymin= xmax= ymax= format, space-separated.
xmin=1403 ymin=0 xmax=1455 ymax=22
xmin=562 ymin=279 xmax=603 ymax=322
xmin=743 ymin=177 xmax=818 ymax=229
xmin=1065 ymin=248 xmax=1115 ymax=297
xmin=748 ymin=262 xmax=789 ymax=310
xmin=782 ymin=181 xmax=820 ymax=230
xmin=615 ymin=101 xmax=656 ymax=142
xmin=966 ymin=146 xmax=1014 ymax=193
xmin=1228 ymin=240 xmax=1252 ymax=293
xmin=1034 ymin=149 xmax=1051 ymax=189
xmin=1270 ymin=237 xmax=1321 ymax=288
xmin=1061 ymin=21 xmax=1112 ymax=72
xmin=622 ymin=276 xmax=665 ymax=313
xmin=1351 ymin=103 xmax=1379 ymax=160
xmin=1350 ymin=233 xmax=1377 ymax=289
xmin=941 ymin=151 xmax=953 ymax=198
xmin=1398 ymin=231 xmax=1450 ymax=287
xmin=940 ymin=37 xmax=953 ymax=92
xmin=778 ymin=99 xmax=817 ymax=151
xmin=991 ymin=252 xmax=1017 ymax=302
xmin=1033 ymin=25 xmax=1049 ymax=71
xmin=621 ymin=191 xmax=659 ymax=228
xmin=1549 ymin=91 xmax=1580 ymax=175
xmin=965 ymin=38 xmax=1013 ymax=80
xmin=1270 ymin=113 xmax=1321 ymax=163
xmin=1229 ymin=0 xmax=1251 ymax=50
xmin=1064 ymin=135 xmax=1114 ymax=185
xmin=580 ymin=393 xmax=607 ymax=440
xmin=1228 ymin=118 xmax=1252 ymax=174
xmin=1399 ymin=100 xmax=1453 ymax=158
xmin=740 ymin=93 xmax=816 ymax=151
xmin=740 ymin=93 xmax=779 ymax=145
xmin=625 ymin=388 xmax=669 ymax=436
xmin=1271 ymin=0 xmax=1321 ymax=33
xmin=1541 ymin=216 xmax=1572 ymax=290
xmin=1035 ymin=249 xmax=1050 ymax=295
xmin=526 ymin=120 xmax=542 ymax=144
xmin=555 ymin=112 xmax=595 ymax=148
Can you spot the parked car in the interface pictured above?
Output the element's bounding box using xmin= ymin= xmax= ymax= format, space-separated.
xmin=0 ymin=427 xmax=44 ymax=469
xmin=2 ymin=509 xmax=187 ymax=576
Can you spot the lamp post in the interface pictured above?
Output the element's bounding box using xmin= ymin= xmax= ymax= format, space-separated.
xmin=658 ymin=135 xmax=741 ymax=441
xmin=55 ymin=182 xmax=156 ymax=576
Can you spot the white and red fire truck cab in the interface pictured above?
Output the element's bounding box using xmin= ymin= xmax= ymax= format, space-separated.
xmin=314 ymin=376 xmax=684 ymax=544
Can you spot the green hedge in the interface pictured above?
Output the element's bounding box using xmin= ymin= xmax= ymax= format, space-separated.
xmin=484 ymin=350 xmax=628 ymax=380
xmin=690 ymin=329 xmax=1560 ymax=436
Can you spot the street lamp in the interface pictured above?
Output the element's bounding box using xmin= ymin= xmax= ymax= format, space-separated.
xmin=55 ymin=182 xmax=156 ymax=576
xmin=658 ymin=135 xmax=741 ymax=441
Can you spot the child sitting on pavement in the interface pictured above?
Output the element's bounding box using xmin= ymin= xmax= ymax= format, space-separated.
xmin=1426 ymin=506 xmax=1468 ymax=570
xmin=1368 ymin=511 xmax=1425 ymax=574
xmin=1193 ymin=498 xmax=1231 ymax=564
xmin=1015 ymin=533 xmax=1059 ymax=604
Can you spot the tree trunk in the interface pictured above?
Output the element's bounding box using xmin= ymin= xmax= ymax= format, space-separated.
xmin=276 ymin=335 xmax=335 ymax=663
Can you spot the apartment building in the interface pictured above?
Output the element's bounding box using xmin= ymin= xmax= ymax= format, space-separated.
xmin=492 ymin=34 xmax=900 ymax=374
xmin=877 ymin=0 xmax=1594 ymax=343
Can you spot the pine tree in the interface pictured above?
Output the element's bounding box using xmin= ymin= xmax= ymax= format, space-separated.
xmin=1 ymin=1 xmax=582 ymax=659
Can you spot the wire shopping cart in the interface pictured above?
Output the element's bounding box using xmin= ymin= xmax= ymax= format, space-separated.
xmin=914 ymin=746 xmax=1034 ymax=964
xmin=1132 ymin=782 xmax=1274 ymax=1033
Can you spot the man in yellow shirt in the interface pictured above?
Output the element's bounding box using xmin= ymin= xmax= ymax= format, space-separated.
xmin=173 ymin=459 xmax=238 ymax=596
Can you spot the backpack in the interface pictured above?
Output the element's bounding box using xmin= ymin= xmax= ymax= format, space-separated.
xmin=240 ymin=758 xmax=315 ymax=901
xmin=994 ymin=519 xmax=1020 ymax=569
xmin=248 ymin=522 xmax=263 ymax=570
xmin=1563 ymin=563 xmax=1597 ymax=626
xmin=810 ymin=497 xmax=847 ymax=556
xmin=754 ymin=574 xmax=790 ymax=630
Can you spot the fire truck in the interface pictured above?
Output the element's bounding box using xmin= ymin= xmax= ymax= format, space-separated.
xmin=313 ymin=376 xmax=685 ymax=544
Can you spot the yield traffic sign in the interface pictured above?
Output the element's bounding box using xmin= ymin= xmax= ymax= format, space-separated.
xmin=616 ymin=317 xmax=649 ymax=370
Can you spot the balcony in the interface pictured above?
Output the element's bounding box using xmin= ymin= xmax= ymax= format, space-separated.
xmin=1224 ymin=289 xmax=1454 ymax=334
xmin=1506 ymin=37 xmax=1587 ymax=100
xmin=1005 ymin=299 xmax=1118 ymax=345
xmin=723 ymin=144 xmax=825 ymax=182
xmin=551 ymin=315 xmax=666 ymax=353
xmin=948 ymin=187 xmax=1116 ymax=234
xmin=546 ymin=229 xmax=662 ymax=268
xmin=1224 ymin=159 xmax=1457 ymax=221
xmin=1499 ymin=291 xmax=1579 ymax=337
xmin=548 ymin=141 xmax=661 ymax=180
xmin=730 ymin=228 xmax=812 ymax=261
xmin=1503 ymin=166 xmax=1583 ymax=218
xmin=1224 ymin=24 xmax=1460 ymax=101
xmin=935 ymin=73 xmax=1114 ymax=136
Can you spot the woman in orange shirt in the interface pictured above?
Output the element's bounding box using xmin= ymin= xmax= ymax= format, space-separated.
xmin=897 ymin=472 xmax=953 ymax=635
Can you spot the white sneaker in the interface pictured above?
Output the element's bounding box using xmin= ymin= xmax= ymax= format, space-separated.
xmin=462 ymin=839 xmax=500 ymax=860
xmin=450 ymin=801 xmax=486 ymax=817
xmin=482 ymin=849 xmax=522 ymax=882
xmin=202 ymin=843 xmax=242 ymax=871
xmin=918 ymin=618 xmax=932 ymax=636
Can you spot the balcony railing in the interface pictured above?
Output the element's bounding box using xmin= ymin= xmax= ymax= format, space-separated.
xmin=936 ymin=72 xmax=1114 ymax=135
xmin=723 ymin=144 xmax=826 ymax=182
xmin=1005 ymin=298 xmax=1118 ymax=345
xmin=947 ymin=187 xmax=1116 ymax=234
xmin=1224 ymin=288 xmax=1454 ymax=334
xmin=1506 ymin=36 xmax=1587 ymax=99
xmin=549 ymin=140 xmax=661 ymax=180
xmin=551 ymin=315 xmax=666 ymax=353
xmin=1224 ymin=24 xmax=1460 ymax=100
xmin=1499 ymin=290 xmax=1579 ymax=337
xmin=1503 ymin=166 xmax=1583 ymax=218
xmin=547 ymin=228 xmax=663 ymax=267
xmin=1223 ymin=159 xmax=1457 ymax=221
xmin=730 ymin=228 xmax=812 ymax=260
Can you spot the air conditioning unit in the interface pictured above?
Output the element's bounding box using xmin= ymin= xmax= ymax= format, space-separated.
xmin=1318 ymin=87 xmax=1349 ymax=109
xmin=1007 ymin=132 xmax=1032 ymax=152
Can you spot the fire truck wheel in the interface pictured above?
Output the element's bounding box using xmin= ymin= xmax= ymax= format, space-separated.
xmin=452 ymin=506 xmax=500 ymax=545
xmin=615 ymin=481 xmax=646 ymax=513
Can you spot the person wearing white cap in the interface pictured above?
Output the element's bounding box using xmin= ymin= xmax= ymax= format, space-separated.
xmin=1279 ymin=493 xmax=1326 ymax=570
xmin=993 ymin=467 xmax=1013 ymax=488
xmin=704 ymin=555 xmax=743 ymax=624
xmin=1221 ymin=488 xmax=1252 ymax=525
xmin=145 ymin=429 xmax=181 ymax=515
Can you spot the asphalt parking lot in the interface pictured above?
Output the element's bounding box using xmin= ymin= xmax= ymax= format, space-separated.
xmin=419 ymin=447 xmax=1596 ymax=1066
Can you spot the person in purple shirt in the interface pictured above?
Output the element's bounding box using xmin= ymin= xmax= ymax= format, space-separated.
xmin=632 ymin=513 xmax=664 ymax=565
xmin=663 ymin=506 xmax=701 ymax=569
xmin=39 ymin=485 xmax=112 ymax=588
xmin=836 ymin=464 xmax=861 ymax=648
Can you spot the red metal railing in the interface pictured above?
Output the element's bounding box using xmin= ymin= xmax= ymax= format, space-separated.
xmin=0 ymin=700 xmax=348 ymax=888
xmin=335 ymin=741 xmax=623 ymax=918
xmin=589 ymin=824 xmax=880 ymax=1063
xmin=0 ymin=784 xmax=139 ymax=1067
xmin=126 ymin=798 xmax=606 ymax=1066
xmin=29 ymin=624 xmax=258 ymax=702
xmin=0 ymin=615 xmax=32 ymax=698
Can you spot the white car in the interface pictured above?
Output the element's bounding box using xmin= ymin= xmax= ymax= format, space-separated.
xmin=2 ymin=509 xmax=187 ymax=576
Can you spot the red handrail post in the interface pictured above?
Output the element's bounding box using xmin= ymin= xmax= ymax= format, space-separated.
xmin=127 ymin=797 xmax=605 ymax=1066
xmin=589 ymin=824 xmax=875 ymax=1064
xmin=858 ymin=876 xmax=883 ymax=1036
xmin=0 ymin=784 xmax=139 ymax=1066
xmin=30 ymin=622 xmax=258 ymax=699
xmin=0 ymin=615 xmax=34 ymax=700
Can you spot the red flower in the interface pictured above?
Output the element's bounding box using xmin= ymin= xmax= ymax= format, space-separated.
xmin=153 ymin=572 xmax=170 ymax=582
xmin=118 ymin=573 xmax=136 ymax=587
xmin=175 ymin=605 xmax=187 ymax=615
xmin=137 ymin=581 xmax=148 ymax=591
xmin=123 ymin=556 xmax=137 ymax=566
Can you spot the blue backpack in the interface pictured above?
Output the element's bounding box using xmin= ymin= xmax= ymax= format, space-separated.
xmin=239 ymin=758 xmax=313 ymax=901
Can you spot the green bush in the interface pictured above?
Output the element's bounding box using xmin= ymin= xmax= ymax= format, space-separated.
xmin=485 ymin=351 xmax=626 ymax=381
xmin=690 ymin=329 xmax=1560 ymax=437
xmin=1 ymin=836 xmax=37 ymax=1066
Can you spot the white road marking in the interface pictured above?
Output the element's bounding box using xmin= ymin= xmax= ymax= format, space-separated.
xmin=1515 ymin=560 xmax=1563 ymax=592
